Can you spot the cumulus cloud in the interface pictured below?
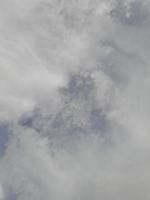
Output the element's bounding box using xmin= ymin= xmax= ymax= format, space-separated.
xmin=0 ymin=0 xmax=150 ymax=200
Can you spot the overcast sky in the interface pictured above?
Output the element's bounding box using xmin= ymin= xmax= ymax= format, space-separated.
xmin=0 ymin=0 xmax=150 ymax=199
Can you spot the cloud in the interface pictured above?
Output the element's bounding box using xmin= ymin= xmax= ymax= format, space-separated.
xmin=1 ymin=0 xmax=150 ymax=200
xmin=0 ymin=184 xmax=4 ymax=199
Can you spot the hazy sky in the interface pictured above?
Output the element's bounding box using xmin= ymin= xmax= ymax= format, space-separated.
xmin=0 ymin=0 xmax=150 ymax=199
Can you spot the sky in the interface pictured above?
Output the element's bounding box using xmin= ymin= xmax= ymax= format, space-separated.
xmin=0 ymin=0 xmax=150 ymax=199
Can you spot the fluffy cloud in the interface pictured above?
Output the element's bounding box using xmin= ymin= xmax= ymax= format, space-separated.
xmin=1 ymin=0 xmax=150 ymax=200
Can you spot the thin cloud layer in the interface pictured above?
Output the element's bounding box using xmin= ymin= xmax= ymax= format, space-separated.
xmin=0 ymin=0 xmax=150 ymax=200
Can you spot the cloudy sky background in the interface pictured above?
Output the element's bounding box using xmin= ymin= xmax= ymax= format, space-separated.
xmin=0 ymin=0 xmax=150 ymax=199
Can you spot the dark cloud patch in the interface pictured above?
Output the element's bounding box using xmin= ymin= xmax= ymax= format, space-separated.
xmin=19 ymin=114 xmax=34 ymax=128
xmin=3 ymin=186 xmax=18 ymax=200
xmin=0 ymin=124 xmax=10 ymax=157
xmin=111 ymin=1 xmax=149 ymax=26
xmin=90 ymin=109 xmax=108 ymax=133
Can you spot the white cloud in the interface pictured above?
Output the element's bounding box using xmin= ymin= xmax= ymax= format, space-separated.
xmin=1 ymin=0 xmax=150 ymax=200
xmin=0 ymin=0 xmax=90 ymax=121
